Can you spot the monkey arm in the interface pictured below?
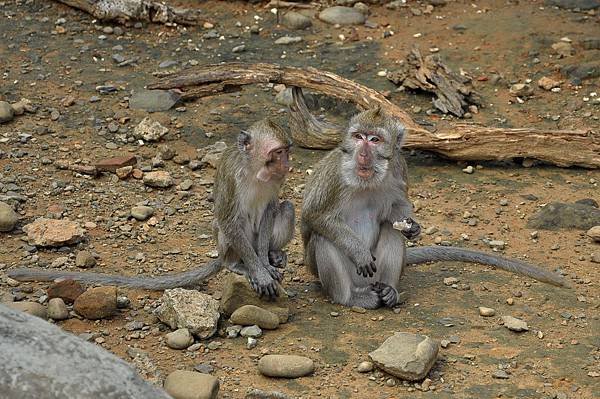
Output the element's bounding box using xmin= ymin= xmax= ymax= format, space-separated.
xmin=256 ymin=201 xmax=276 ymax=261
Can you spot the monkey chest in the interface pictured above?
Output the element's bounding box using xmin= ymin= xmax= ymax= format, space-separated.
xmin=342 ymin=198 xmax=383 ymax=246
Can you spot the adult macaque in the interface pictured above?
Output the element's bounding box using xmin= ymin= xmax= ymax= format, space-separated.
xmin=301 ymin=107 xmax=567 ymax=309
xmin=10 ymin=119 xmax=294 ymax=298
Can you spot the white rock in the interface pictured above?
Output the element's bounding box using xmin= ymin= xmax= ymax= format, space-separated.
xmin=134 ymin=117 xmax=168 ymax=141
xmin=156 ymin=289 xmax=220 ymax=339
xmin=502 ymin=316 xmax=528 ymax=332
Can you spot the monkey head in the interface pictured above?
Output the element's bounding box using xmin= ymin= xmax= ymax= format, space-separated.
xmin=340 ymin=107 xmax=405 ymax=188
xmin=238 ymin=119 xmax=292 ymax=183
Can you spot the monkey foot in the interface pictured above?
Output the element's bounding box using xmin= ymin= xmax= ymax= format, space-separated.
xmin=248 ymin=267 xmax=279 ymax=299
xmin=268 ymin=250 xmax=287 ymax=269
xmin=264 ymin=264 xmax=284 ymax=282
xmin=395 ymin=217 xmax=421 ymax=240
xmin=371 ymin=282 xmax=398 ymax=308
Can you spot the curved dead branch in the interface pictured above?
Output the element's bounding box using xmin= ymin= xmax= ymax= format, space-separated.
xmin=148 ymin=62 xmax=599 ymax=168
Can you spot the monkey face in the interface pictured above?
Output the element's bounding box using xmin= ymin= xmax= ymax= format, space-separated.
xmin=256 ymin=144 xmax=291 ymax=182
xmin=351 ymin=131 xmax=382 ymax=179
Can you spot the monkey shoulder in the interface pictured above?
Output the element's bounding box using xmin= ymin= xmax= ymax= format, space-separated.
xmin=302 ymin=150 xmax=343 ymax=216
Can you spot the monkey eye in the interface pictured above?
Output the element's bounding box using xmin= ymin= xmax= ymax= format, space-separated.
xmin=368 ymin=135 xmax=380 ymax=143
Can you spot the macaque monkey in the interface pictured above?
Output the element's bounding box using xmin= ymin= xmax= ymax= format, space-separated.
xmin=301 ymin=107 xmax=567 ymax=309
xmin=10 ymin=119 xmax=295 ymax=298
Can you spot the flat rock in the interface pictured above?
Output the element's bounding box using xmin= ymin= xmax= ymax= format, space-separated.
xmin=134 ymin=117 xmax=169 ymax=142
xmin=240 ymin=325 xmax=262 ymax=338
xmin=47 ymin=279 xmax=85 ymax=304
xmin=156 ymin=288 xmax=220 ymax=339
xmin=131 ymin=205 xmax=155 ymax=221
xmin=502 ymin=316 xmax=529 ymax=332
xmin=163 ymin=370 xmax=219 ymax=399
xmin=274 ymin=36 xmax=303 ymax=45
xmin=220 ymin=274 xmax=289 ymax=323
xmin=0 ymin=101 xmax=14 ymax=123
xmin=23 ymin=218 xmax=86 ymax=247
xmin=544 ymin=0 xmax=600 ymax=10
xmin=6 ymin=301 xmax=47 ymax=319
xmin=258 ymin=355 xmax=314 ymax=378
xmin=166 ymin=328 xmax=194 ymax=350
xmin=74 ymin=286 xmax=117 ymax=320
xmin=282 ymin=11 xmax=312 ymax=30
xmin=0 ymin=201 xmax=18 ymax=232
xmin=586 ymin=226 xmax=600 ymax=242
xmin=230 ymin=305 xmax=279 ymax=329
xmin=129 ymin=89 xmax=181 ymax=112
xmin=47 ymin=298 xmax=69 ymax=320
xmin=95 ymin=155 xmax=137 ymax=173
xmin=143 ymin=171 xmax=174 ymax=188
xmin=318 ymin=6 xmax=366 ymax=25
xmin=527 ymin=202 xmax=600 ymax=230
xmin=369 ymin=332 xmax=439 ymax=381
xmin=75 ymin=251 xmax=96 ymax=268
xmin=538 ymin=76 xmax=561 ymax=90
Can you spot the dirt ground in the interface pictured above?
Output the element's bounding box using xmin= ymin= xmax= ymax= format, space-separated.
xmin=0 ymin=0 xmax=599 ymax=398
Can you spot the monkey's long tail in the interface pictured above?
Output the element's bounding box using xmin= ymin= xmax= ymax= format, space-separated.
xmin=405 ymin=246 xmax=569 ymax=288
xmin=7 ymin=260 xmax=223 ymax=290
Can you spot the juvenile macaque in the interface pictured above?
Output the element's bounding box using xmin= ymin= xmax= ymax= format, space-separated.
xmin=301 ymin=107 xmax=567 ymax=309
xmin=10 ymin=119 xmax=295 ymax=298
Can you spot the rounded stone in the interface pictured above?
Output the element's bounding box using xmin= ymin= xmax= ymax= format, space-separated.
xmin=131 ymin=205 xmax=155 ymax=221
xmin=143 ymin=171 xmax=174 ymax=188
xmin=282 ymin=11 xmax=312 ymax=30
xmin=163 ymin=370 xmax=219 ymax=399
xmin=0 ymin=101 xmax=14 ymax=123
xmin=47 ymin=298 xmax=70 ymax=320
xmin=166 ymin=328 xmax=194 ymax=350
xmin=240 ymin=325 xmax=262 ymax=338
xmin=318 ymin=6 xmax=366 ymax=25
xmin=7 ymin=301 xmax=47 ymax=319
xmin=357 ymin=361 xmax=374 ymax=373
xmin=74 ymin=286 xmax=117 ymax=320
xmin=0 ymin=201 xmax=18 ymax=232
xmin=587 ymin=225 xmax=600 ymax=242
xmin=75 ymin=251 xmax=97 ymax=268
xmin=258 ymin=355 xmax=315 ymax=378
xmin=478 ymin=306 xmax=496 ymax=317
xmin=230 ymin=305 xmax=279 ymax=330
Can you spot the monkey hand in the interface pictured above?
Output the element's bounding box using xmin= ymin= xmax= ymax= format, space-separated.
xmin=371 ymin=282 xmax=398 ymax=308
xmin=393 ymin=217 xmax=421 ymax=240
xmin=356 ymin=252 xmax=377 ymax=278
xmin=268 ymin=250 xmax=288 ymax=269
xmin=264 ymin=264 xmax=284 ymax=282
xmin=248 ymin=266 xmax=279 ymax=298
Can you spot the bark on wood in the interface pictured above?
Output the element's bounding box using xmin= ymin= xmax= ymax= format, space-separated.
xmin=148 ymin=62 xmax=599 ymax=168
xmin=0 ymin=304 xmax=170 ymax=398
xmin=55 ymin=0 xmax=203 ymax=25
xmin=387 ymin=47 xmax=482 ymax=117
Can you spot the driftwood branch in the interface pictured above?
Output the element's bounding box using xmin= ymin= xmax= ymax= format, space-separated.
xmin=148 ymin=63 xmax=599 ymax=168
xmin=55 ymin=0 xmax=203 ymax=25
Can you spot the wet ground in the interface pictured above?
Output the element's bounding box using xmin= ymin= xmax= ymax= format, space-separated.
xmin=0 ymin=0 xmax=599 ymax=398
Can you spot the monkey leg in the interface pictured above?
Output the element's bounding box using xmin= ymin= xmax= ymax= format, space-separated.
xmin=266 ymin=200 xmax=295 ymax=271
xmin=311 ymin=234 xmax=382 ymax=309
xmin=371 ymin=224 xmax=406 ymax=307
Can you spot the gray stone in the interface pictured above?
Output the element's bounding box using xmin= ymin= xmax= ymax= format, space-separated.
xmin=586 ymin=226 xmax=600 ymax=242
xmin=478 ymin=307 xmax=496 ymax=317
xmin=131 ymin=205 xmax=155 ymax=221
xmin=226 ymin=325 xmax=242 ymax=338
xmin=23 ymin=218 xmax=86 ymax=247
xmin=258 ymin=355 xmax=315 ymax=378
xmin=75 ymin=251 xmax=96 ymax=268
xmin=230 ymin=305 xmax=279 ymax=329
xmin=0 ymin=304 xmax=171 ymax=398
xmin=129 ymin=89 xmax=180 ymax=112
xmin=544 ymin=0 xmax=600 ymax=10
xmin=527 ymin=202 xmax=600 ymax=230
xmin=220 ymin=274 xmax=289 ymax=323
xmin=156 ymin=289 xmax=220 ymax=339
xmin=247 ymin=337 xmax=258 ymax=349
xmin=246 ymin=389 xmax=292 ymax=399
xmin=368 ymin=332 xmax=439 ymax=381
xmin=240 ymin=325 xmax=262 ymax=338
xmin=492 ymin=369 xmax=510 ymax=379
xmin=134 ymin=117 xmax=169 ymax=142
xmin=0 ymin=101 xmax=14 ymax=124
xmin=47 ymin=298 xmax=69 ymax=320
xmin=163 ymin=370 xmax=219 ymax=399
xmin=143 ymin=171 xmax=174 ymax=188
xmin=6 ymin=302 xmax=47 ymax=319
xmin=509 ymin=83 xmax=534 ymax=97
xmin=502 ymin=316 xmax=529 ymax=332
xmin=0 ymin=201 xmax=18 ymax=232
xmin=166 ymin=328 xmax=194 ymax=350
xmin=318 ymin=6 xmax=366 ymax=25
xmin=274 ymin=36 xmax=303 ymax=45
xmin=561 ymin=61 xmax=600 ymax=82
xmin=194 ymin=363 xmax=214 ymax=374
xmin=282 ymin=11 xmax=312 ymax=30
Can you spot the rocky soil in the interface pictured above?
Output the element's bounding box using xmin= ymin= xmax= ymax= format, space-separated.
xmin=0 ymin=0 xmax=599 ymax=398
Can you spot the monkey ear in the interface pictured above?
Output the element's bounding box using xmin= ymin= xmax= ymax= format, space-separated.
xmin=372 ymin=104 xmax=382 ymax=116
xmin=238 ymin=130 xmax=252 ymax=152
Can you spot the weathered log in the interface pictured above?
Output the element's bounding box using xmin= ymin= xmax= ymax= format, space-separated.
xmin=387 ymin=47 xmax=482 ymax=117
xmin=0 ymin=304 xmax=170 ymax=398
xmin=148 ymin=62 xmax=599 ymax=168
xmin=55 ymin=0 xmax=203 ymax=25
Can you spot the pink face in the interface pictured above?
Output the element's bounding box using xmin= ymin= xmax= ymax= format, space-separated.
xmin=352 ymin=131 xmax=382 ymax=179
xmin=256 ymin=144 xmax=290 ymax=182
